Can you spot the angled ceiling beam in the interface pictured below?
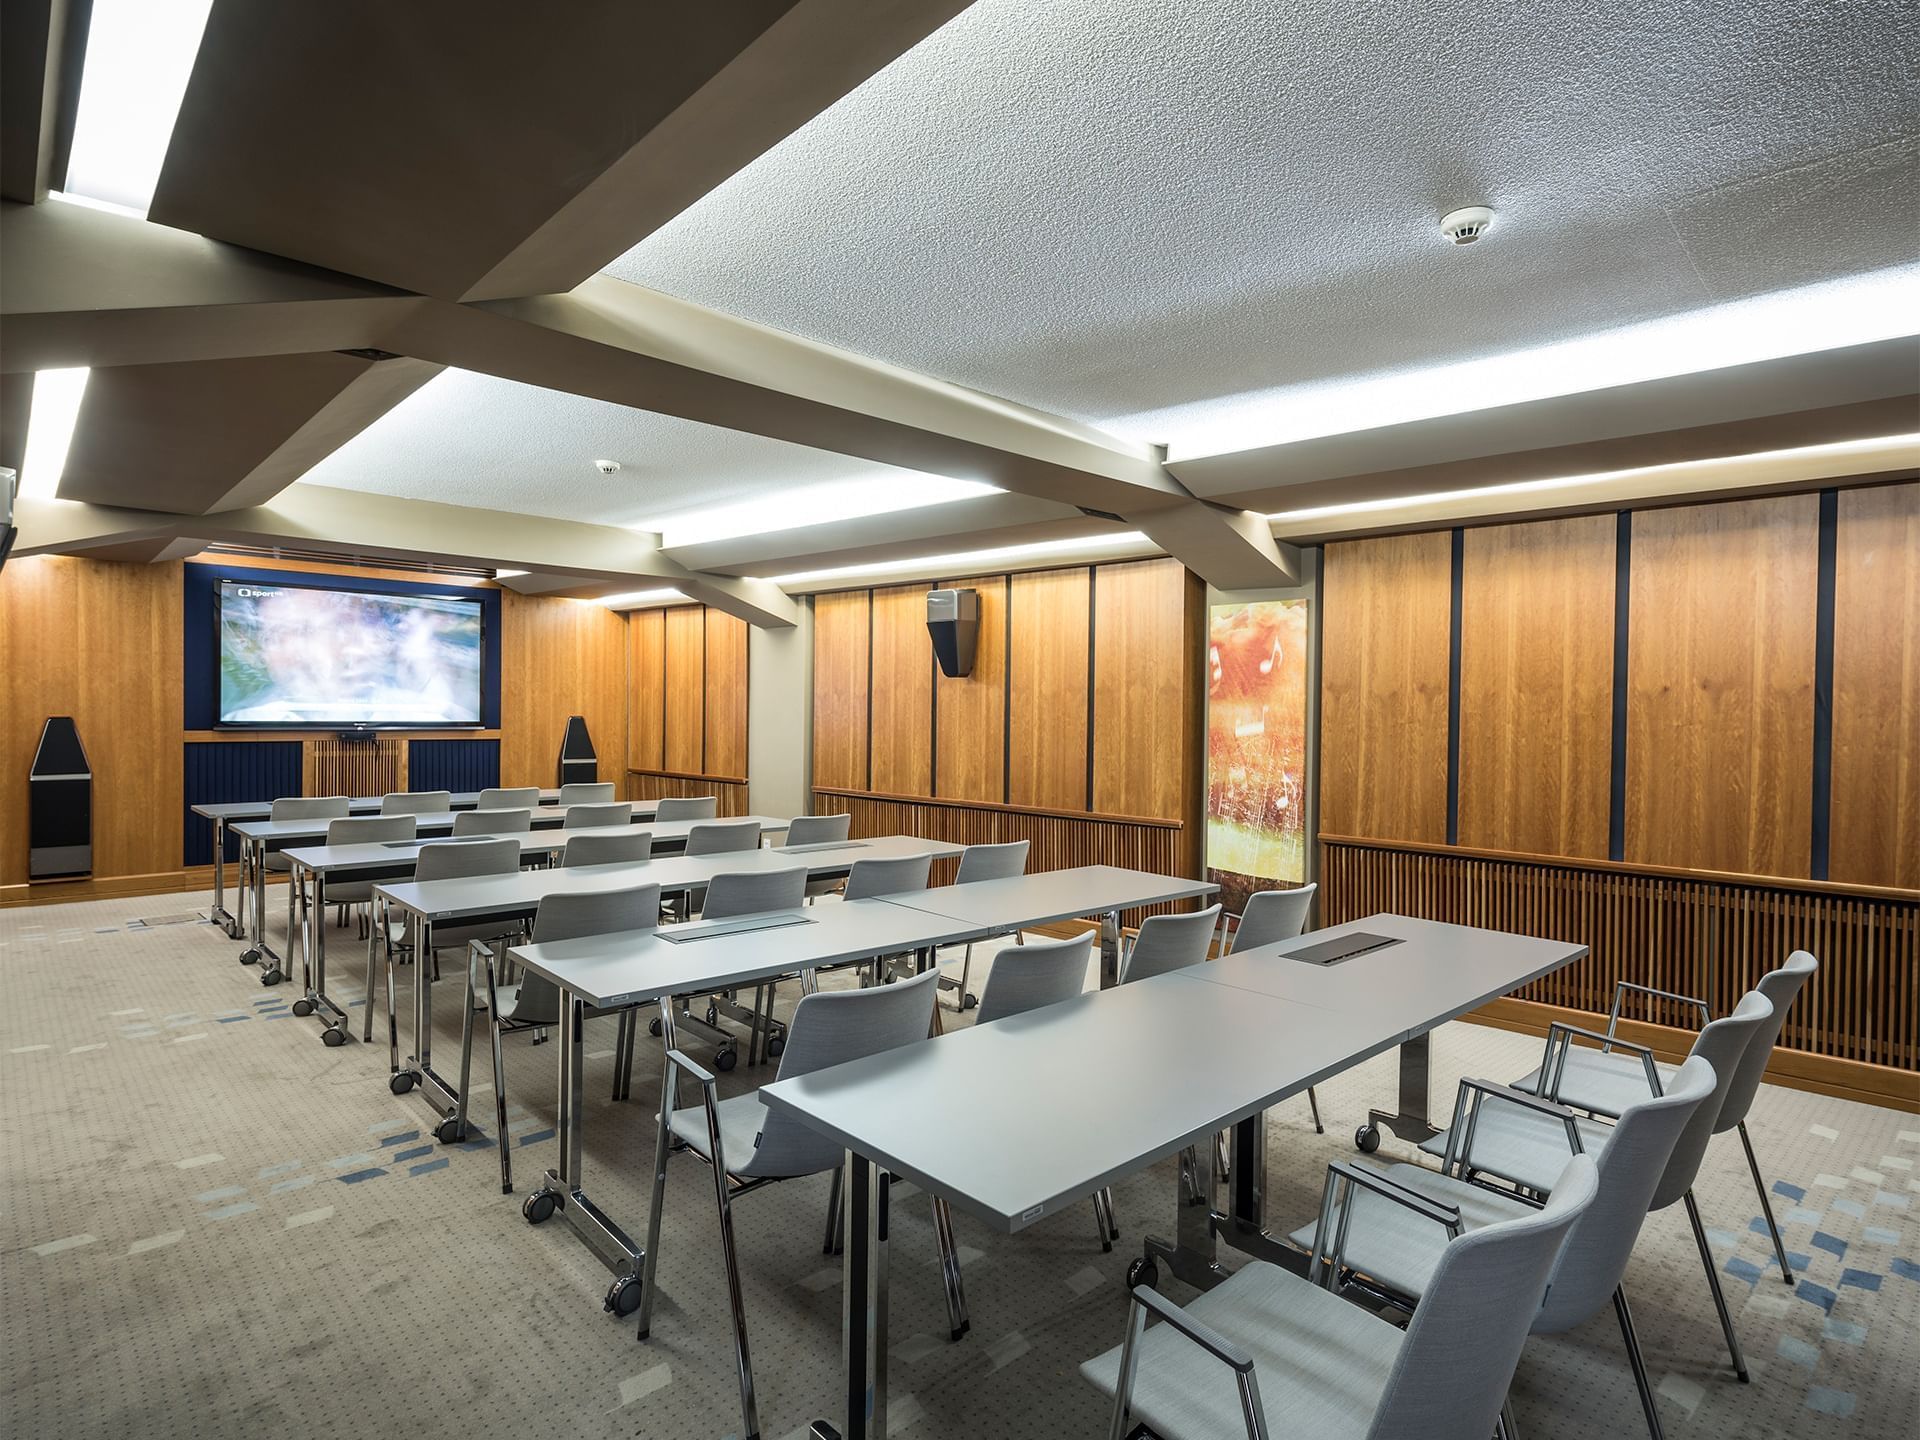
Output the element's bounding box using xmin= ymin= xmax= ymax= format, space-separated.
xmin=0 ymin=0 xmax=88 ymax=204
xmin=1137 ymin=502 xmax=1301 ymax=590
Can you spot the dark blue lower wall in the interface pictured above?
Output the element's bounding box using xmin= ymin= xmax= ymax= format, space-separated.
xmin=408 ymin=739 xmax=501 ymax=795
xmin=183 ymin=742 xmax=304 ymax=865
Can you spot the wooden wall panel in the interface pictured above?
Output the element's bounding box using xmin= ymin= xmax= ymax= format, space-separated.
xmin=500 ymin=592 xmax=628 ymax=797
xmin=1319 ymin=533 xmax=1452 ymax=844
xmin=1831 ymin=482 xmax=1920 ymax=890
xmin=935 ymin=574 xmax=1006 ymax=803
xmin=0 ymin=557 xmax=184 ymax=887
xmin=703 ymin=609 xmax=749 ymax=782
xmin=1092 ymin=558 xmax=1192 ymax=821
xmin=626 ymin=608 xmax=665 ymax=771
xmin=1009 ymin=567 xmax=1090 ymax=811
xmin=1458 ymin=516 xmax=1615 ymax=858
xmin=662 ymin=606 xmax=706 ymax=774
xmin=868 ymin=583 xmax=933 ymax=796
xmin=1625 ymin=495 xmax=1818 ymax=878
xmin=811 ymin=589 xmax=870 ymax=792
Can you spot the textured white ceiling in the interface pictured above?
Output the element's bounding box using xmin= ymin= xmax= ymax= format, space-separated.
xmin=298 ymin=368 xmax=974 ymax=531
xmin=609 ymin=0 xmax=1920 ymax=450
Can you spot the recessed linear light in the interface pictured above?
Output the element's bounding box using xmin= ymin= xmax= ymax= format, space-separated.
xmin=1262 ymin=433 xmax=1920 ymax=525
xmin=770 ymin=531 xmax=1153 ymax=587
xmin=644 ymin=476 xmax=1000 ymax=550
xmin=20 ymin=369 xmax=91 ymax=499
xmin=47 ymin=190 xmax=147 ymax=221
xmin=1152 ymin=264 xmax=1920 ymax=463
xmin=598 ymin=587 xmax=687 ymax=609
xmin=492 ymin=568 xmax=529 ymax=579
xmin=62 ymin=0 xmax=215 ymax=217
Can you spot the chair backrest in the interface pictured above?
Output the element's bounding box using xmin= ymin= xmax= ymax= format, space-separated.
xmin=270 ymin=795 xmax=350 ymax=822
xmin=842 ymin=852 xmax=933 ymax=902
xmin=1229 ymin=883 xmax=1317 ymax=952
xmin=558 ymin=782 xmax=615 ymax=805
xmin=1531 ymin=1057 xmax=1717 ymax=1333
xmin=512 ymin=884 xmax=663 ymax=1025
xmin=954 ymin=839 xmax=1029 ymax=885
xmin=974 ymin=932 xmax=1092 ymax=1026
xmin=701 ymin=867 xmax=808 ymax=920
xmin=739 ymin=968 xmax=940 ymax=1179
xmin=564 ymin=801 xmax=632 ymax=830
xmin=326 ymin=814 xmax=416 ymax=846
xmin=1119 ymin=904 xmax=1223 ymax=984
xmin=1367 ymin=1155 xmax=1599 ymax=1440
xmin=784 ymin=813 xmax=851 ymax=846
xmin=1719 ymin=951 xmax=1817 ymax=1131
xmin=413 ymin=837 xmax=521 ymax=883
xmin=1650 ymin=991 xmax=1775 ymax=1210
xmin=654 ymin=795 xmax=718 ymax=822
xmin=382 ymin=790 xmax=451 ymax=816
xmin=478 ymin=786 xmax=540 ymax=810
xmin=563 ymin=830 xmax=652 ymax=866
xmin=684 ymin=819 xmax=763 ymax=856
xmin=453 ymin=807 xmax=531 ymax=836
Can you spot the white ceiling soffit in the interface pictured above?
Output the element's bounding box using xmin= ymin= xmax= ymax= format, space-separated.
xmin=296 ymin=367 xmax=1003 ymax=534
xmin=610 ymin=0 xmax=1920 ymax=451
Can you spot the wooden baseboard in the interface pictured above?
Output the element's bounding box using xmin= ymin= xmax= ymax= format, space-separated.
xmin=0 ymin=864 xmax=288 ymax=909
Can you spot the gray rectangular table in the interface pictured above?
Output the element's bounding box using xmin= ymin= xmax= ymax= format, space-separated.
xmin=758 ymin=913 xmax=1586 ymax=1439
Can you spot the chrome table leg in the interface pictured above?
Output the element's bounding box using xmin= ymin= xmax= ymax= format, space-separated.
xmin=811 ymin=1150 xmax=889 ymax=1440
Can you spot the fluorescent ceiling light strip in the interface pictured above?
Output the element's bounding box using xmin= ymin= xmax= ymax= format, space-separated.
xmin=1263 ymin=433 xmax=1920 ymax=524
xmin=21 ymin=369 xmax=91 ymax=499
xmin=647 ymin=476 xmax=1000 ymax=549
xmin=1164 ymin=264 xmax=1920 ymax=462
xmin=772 ymin=531 xmax=1152 ymax=587
xmin=62 ymin=0 xmax=215 ymax=216
xmin=492 ymin=569 xmax=529 ymax=579
xmin=598 ymin=588 xmax=687 ymax=608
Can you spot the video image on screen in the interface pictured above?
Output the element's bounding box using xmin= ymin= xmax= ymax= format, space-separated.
xmin=218 ymin=581 xmax=483 ymax=726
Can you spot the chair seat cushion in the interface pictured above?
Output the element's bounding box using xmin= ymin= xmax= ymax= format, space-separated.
xmin=664 ymin=1093 xmax=774 ymax=1177
xmin=1283 ymin=1165 xmax=1531 ymax=1302
xmin=1511 ymin=1046 xmax=1675 ymax=1118
xmin=1081 ymin=1260 xmax=1403 ymax=1440
xmin=1417 ymin=1103 xmax=1613 ymax=1195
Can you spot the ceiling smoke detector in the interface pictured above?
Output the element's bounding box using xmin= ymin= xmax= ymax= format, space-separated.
xmin=593 ymin=458 xmax=622 ymax=475
xmin=1440 ymin=206 xmax=1495 ymax=245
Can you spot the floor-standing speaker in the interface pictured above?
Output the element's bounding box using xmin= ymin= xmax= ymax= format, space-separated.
xmin=559 ymin=716 xmax=597 ymax=788
xmin=29 ymin=716 xmax=91 ymax=880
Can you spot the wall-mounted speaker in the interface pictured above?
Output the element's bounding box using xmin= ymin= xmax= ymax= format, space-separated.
xmin=559 ymin=715 xmax=597 ymax=787
xmin=29 ymin=716 xmax=91 ymax=880
xmin=926 ymin=588 xmax=979 ymax=678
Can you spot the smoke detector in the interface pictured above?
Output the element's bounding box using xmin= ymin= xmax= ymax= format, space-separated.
xmin=1440 ymin=206 xmax=1494 ymax=245
xmin=593 ymin=458 xmax=622 ymax=475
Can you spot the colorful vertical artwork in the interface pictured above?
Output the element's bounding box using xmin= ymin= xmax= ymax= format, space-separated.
xmin=1206 ymin=598 xmax=1309 ymax=915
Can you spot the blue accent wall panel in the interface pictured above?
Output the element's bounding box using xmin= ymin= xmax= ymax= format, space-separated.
xmin=183 ymin=742 xmax=304 ymax=865
xmin=408 ymin=739 xmax=501 ymax=796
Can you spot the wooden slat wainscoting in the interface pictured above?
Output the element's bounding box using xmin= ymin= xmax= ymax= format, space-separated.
xmin=629 ymin=769 xmax=749 ymax=818
xmin=1322 ymin=836 xmax=1920 ymax=1111
xmin=307 ymin=736 xmax=406 ymax=798
xmin=816 ymin=788 xmax=1199 ymax=926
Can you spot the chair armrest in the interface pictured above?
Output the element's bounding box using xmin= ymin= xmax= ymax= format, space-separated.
xmin=1608 ymin=979 xmax=1710 ymax=1037
xmin=1307 ymin=1159 xmax=1461 ymax=1288
xmin=1129 ymin=1284 xmax=1256 ymax=1374
xmin=1543 ymin=1022 xmax=1664 ymax=1099
xmin=664 ymin=1048 xmax=729 ymax=1175
xmin=1326 ymin=1160 xmax=1462 ymax=1228
xmin=665 ymin=1048 xmax=717 ymax=1089
xmin=1440 ymin=1077 xmax=1584 ymax=1177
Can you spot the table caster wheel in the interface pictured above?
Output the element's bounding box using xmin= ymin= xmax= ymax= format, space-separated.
xmin=240 ymin=948 xmax=260 ymax=965
xmin=648 ymin=1017 xmax=663 ymax=1037
xmin=961 ymin=993 xmax=978 ymax=1010
xmin=389 ymin=1073 xmax=415 ymax=1096
xmin=260 ymin=968 xmax=284 ymax=987
xmin=766 ymin=1035 xmax=785 ymax=1058
xmin=1355 ymin=1124 xmax=1381 ymax=1154
xmin=714 ymin=1048 xmax=738 ymax=1073
xmin=523 ymin=1191 xmax=556 ymax=1225
xmin=604 ymin=1274 xmax=643 ymax=1317
xmin=435 ymin=1116 xmax=464 ymax=1144
xmin=1125 ymin=1256 xmax=1159 ymax=1292
xmin=321 ymin=1027 xmax=346 ymax=1048
xmin=291 ymin=998 xmax=315 ymax=1017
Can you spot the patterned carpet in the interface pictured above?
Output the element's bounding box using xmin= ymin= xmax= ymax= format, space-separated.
xmin=1 ymin=888 xmax=1916 ymax=1440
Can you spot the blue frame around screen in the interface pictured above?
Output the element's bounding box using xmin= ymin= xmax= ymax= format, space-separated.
xmin=183 ymin=563 xmax=501 ymax=730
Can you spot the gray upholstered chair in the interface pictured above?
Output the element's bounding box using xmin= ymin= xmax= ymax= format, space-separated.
xmin=562 ymin=829 xmax=652 ymax=866
xmin=842 ymin=851 xmax=933 ymax=901
xmin=1490 ymin=991 xmax=1778 ymax=1387
xmin=453 ymin=807 xmax=531 ymax=836
xmin=653 ymin=795 xmax=718 ymax=822
xmin=783 ymin=812 xmax=851 ymax=846
xmin=1293 ymin=1058 xmax=1718 ymax=1439
xmin=317 ymin=813 xmax=414 ymax=937
xmin=1084 ymin=1154 xmax=1600 ymax=1440
xmin=1225 ymin=883 xmax=1323 ymax=1133
xmin=563 ymin=801 xmax=631 ymax=830
xmin=460 ymin=882 xmax=661 ymax=1192
xmin=684 ymin=819 xmax=762 ymax=856
xmin=557 ymin=782 xmax=615 ymax=805
xmin=1118 ymin=904 xmax=1223 ymax=984
xmin=381 ymin=790 xmax=451 ymax=816
xmin=691 ymin=866 xmax=812 ymax=1066
xmin=649 ymin=968 xmax=962 ymax=1440
xmin=938 ymin=839 xmax=1031 ymax=1012
xmin=365 ymin=836 xmax=522 ymax=1045
xmin=477 ymin=786 xmax=540 ymax=810
xmin=263 ymin=795 xmax=350 ymax=933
